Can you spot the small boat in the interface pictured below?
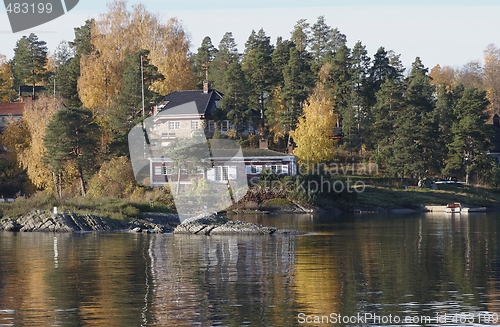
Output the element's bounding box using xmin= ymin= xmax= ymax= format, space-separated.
xmin=446 ymin=202 xmax=461 ymax=213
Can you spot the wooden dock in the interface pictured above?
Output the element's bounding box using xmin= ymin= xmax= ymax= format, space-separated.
xmin=423 ymin=205 xmax=486 ymax=213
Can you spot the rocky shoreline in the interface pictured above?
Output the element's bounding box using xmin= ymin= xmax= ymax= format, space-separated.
xmin=0 ymin=210 xmax=305 ymax=235
xmin=173 ymin=213 xmax=305 ymax=235
xmin=0 ymin=210 xmax=178 ymax=233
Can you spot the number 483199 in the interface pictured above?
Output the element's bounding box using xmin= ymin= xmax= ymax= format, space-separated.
xmin=5 ymin=2 xmax=53 ymax=14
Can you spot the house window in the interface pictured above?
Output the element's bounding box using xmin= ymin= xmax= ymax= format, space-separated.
xmin=245 ymin=165 xmax=263 ymax=174
xmin=215 ymin=166 xmax=226 ymax=181
xmin=208 ymin=120 xmax=216 ymax=132
xmin=220 ymin=120 xmax=230 ymax=132
xmin=269 ymin=165 xmax=288 ymax=174
xmin=191 ymin=120 xmax=200 ymax=130
xmin=155 ymin=166 xmax=174 ymax=175
xmin=215 ymin=100 xmax=221 ymax=108
xmin=270 ymin=165 xmax=282 ymax=174
xmin=162 ymin=132 xmax=176 ymax=138
xmin=168 ymin=121 xmax=180 ymax=130
xmin=207 ymin=166 xmax=237 ymax=182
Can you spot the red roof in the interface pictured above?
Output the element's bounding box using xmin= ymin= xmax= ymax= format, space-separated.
xmin=0 ymin=103 xmax=24 ymax=116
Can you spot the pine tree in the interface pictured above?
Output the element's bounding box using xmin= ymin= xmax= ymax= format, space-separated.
xmin=434 ymin=85 xmax=462 ymax=171
xmin=371 ymin=78 xmax=405 ymax=171
xmin=310 ymin=16 xmax=346 ymax=70
xmin=367 ymin=47 xmax=405 ymax=106
xmin=389 ymin=57 xmax=437 ymax=180
xmin=220 ymin=61 xmax=250 ymax=136
xmin=209 ymin=32 xmax=239 ymax=91
xmin=193 ymin=36 xmax=218 ymax=88
xmin=241 ymin=28 xmax=275 ymax=130
xmin=281 ymin=46 xmax=314 ymax=134
xmin=445 ymin=87 xmax=491 ymax=184
xmin=12 ymin=33 xmax=48 ymax=93
xmin=327 ymin=45 xmax=354 ymax=152
xmin=388 ymin=108 xmax=425 ymax=181
xmin=44 ymin=107 xmax=101 ymax=197
xmin=406 ymin=57 xmax=438 ymax=174
xmin=271 ymin=37 xmax=294 ymax=88
xmin=53 ymin=19 xmax=93 ymax=107
xmin=349 ymin=41 xmax=372 ymax=152
xmin=290 ymin=18 xmax=310 ymax=53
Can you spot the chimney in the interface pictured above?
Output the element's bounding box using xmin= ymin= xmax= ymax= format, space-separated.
xmin=203 ymin=80 xmax=210 ymax=94
xmin=259 ymin=139 xmax=268 ymax=149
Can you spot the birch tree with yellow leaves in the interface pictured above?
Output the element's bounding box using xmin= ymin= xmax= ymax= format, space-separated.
xmin=0 ymin=55 xmax=17 ymax=102
xmin=78 ymin=0 xmax=195 ymax=113
xmin=483 ymin=44 xmax=500 ymax=114
xmin=2 ymin=97 xmax=62 ymax=191
xmin=290 ymin=87 xmax=337 ymax=164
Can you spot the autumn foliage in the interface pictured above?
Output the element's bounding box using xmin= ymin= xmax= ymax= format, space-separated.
xmin=291 ymin=87 xmax=337 ymax=164
xmin=78 ymin=1 xmax=195 ymax=112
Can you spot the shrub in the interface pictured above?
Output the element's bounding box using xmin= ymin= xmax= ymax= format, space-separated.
xmin=87 ymin=156 xmax=138 ymax=198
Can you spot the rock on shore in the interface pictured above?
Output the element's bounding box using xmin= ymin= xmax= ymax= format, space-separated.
xmin=0 ymin=210 xmax=305 ymax=235
xmin=0 ymin=210 xmax=177 ymax=233
xmin=173 ymin=213 xmax=305 ymax=235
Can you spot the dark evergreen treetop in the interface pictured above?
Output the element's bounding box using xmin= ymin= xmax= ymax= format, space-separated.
xmin=241 ymin=28 xmax=276 ymax=128
xmin=271 ymin=37 xmax=294 ymax=88
xmin=281 ymin=46 xmax=314 ymax=132
xmin=194 ymin=36 xmax=218 ymax=88
xmin=12 ymin=33 xmax=48 ymax=90
xmin=52 ymin=19 xmax=94 ymax=107
xmin=220 ymin=61 xmax=251 ymax=135
xmin=209 ymin=32 xmax=239 ymax=91
xmin=290 ymin=18 xmax=310 ymax=53
xmin=310 ymin=16 xmax=346 ymax=68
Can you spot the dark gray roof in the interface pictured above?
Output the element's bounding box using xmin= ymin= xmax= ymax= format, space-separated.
xmin=159 ymin=90 xmax=223 ymax=116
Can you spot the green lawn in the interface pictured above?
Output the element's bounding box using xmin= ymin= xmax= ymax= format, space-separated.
xmin=355 ymin=183 xmax=500 ymax=209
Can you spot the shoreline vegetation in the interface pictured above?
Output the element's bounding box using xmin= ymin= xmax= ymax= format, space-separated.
xmin=1 ymin=178 xmax=499 ymax=234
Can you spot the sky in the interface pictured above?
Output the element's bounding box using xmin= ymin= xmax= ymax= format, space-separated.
xmin=1 ymin=0 xmax=499 ymax=70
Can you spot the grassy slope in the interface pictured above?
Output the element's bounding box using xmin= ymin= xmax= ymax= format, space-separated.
xmin=0 ymin=193 xmax=175 ymax=220
xmin=355 ymin=183 xmax=500 ymax=209
xmin=1 ymin=179 xmax=500 ymax=219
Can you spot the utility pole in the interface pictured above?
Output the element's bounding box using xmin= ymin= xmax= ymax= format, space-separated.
xmin=141 ymin=55 xmax=145 ymax=118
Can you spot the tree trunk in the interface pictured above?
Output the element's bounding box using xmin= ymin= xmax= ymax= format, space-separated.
xmin=78 ymin=166 xmax=86 ymax=197
xmin=57 ymin=173 xmax=63 ymax=199
xmin=176 ymin=167 xmax=181 ymax=195
xmin=259 ymin=91 xmax=265 ymax=130
xmin=52 ymin=172 xmax=60 ymax=200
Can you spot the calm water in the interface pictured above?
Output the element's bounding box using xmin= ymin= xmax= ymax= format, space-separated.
xmin=0 ymin=212 xmax=499 ymax=326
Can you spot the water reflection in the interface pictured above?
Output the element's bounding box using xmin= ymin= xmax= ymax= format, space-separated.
xmin=147 ymin=235 xmax=298 ymax=326
xmin=0 ymin=213 xmax=498 ymax=326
